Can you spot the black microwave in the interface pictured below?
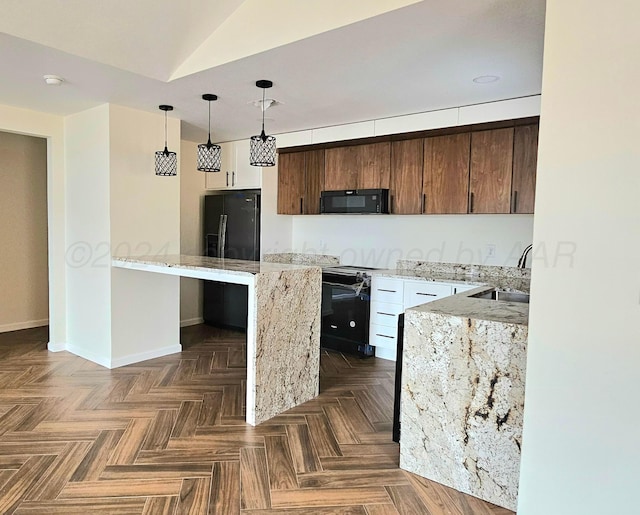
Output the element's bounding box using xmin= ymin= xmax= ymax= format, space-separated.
xmin=320 ymin=189 xmax=389 ymax=214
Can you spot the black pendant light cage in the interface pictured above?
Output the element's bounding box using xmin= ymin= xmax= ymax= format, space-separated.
xmin=250 ymin=80 xmax=276 ymax=167
xmin=197 ymin=94 xmax=222 ymax=172
xmin=155 ymin=105 xmax=177 ymax=176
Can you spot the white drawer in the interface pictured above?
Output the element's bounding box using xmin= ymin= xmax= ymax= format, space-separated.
xmin=371 ymin=276 xmax=403 ymax=305
xmin=403 ymin=280 xmax=453 ymax=308
xmin=369 ymin=323 xmax=398 ymax=350
xmin=370 ymin=301 xmax=402 ymax=328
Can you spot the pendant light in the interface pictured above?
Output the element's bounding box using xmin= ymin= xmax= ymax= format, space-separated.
xmin=155 ymin=105 xmax=177 ymax=176
xmin=197 ymin=94 xmax=222 ymax=172
xmin=250 ymin=80 xmax=276 ymax=167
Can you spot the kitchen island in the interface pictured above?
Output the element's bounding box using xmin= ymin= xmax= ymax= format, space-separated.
xmin=112 ymin=255 xmax=321 ymax=426
xmin=399 ymin=280 xmax=528 ymax=511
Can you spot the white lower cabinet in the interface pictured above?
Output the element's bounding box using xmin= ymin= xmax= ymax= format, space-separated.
xmin=369 ymin=276 xmax=473 ymax=361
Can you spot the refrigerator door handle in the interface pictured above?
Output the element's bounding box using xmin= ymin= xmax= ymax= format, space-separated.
xmin=217 ymin=214 xmax=227 ymax=258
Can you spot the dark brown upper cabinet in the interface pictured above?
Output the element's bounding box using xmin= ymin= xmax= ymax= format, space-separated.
xmin=423 ymin=133 xmax=470 ymax=214
xmin=303 ymin=149 xmax=325 ymax=214
xmin=358 ymin=142 xmax=391 ymax=189
xmin=511 ymin=124 xmax=538 ymax=214
xmin=390 ymin=139 xmax=424 ymax=214
xmin=469 ymin=128 xmax=514 ymax=214
xmin=277 ymin=152 xmax=306 ymax=215
xmin=324 ymin=146 xmax=359 ymax=190
xmin=324 ymin=142 xmax=390 ymax=191
xmin=277 ymin=117 xmax=538 ymax=216
xmin=277 ymin=150 xmax=326 ymax=215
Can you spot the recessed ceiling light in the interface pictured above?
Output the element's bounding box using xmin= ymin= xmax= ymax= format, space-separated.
xmin=473 ymin=75 xmax=500 ymax=84
xmin=43 ymin=74 xmax=64 ymax=86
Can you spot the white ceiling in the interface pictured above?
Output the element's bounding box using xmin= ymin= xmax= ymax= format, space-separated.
xmin=0 ymin=0 xmax=546 ymax=143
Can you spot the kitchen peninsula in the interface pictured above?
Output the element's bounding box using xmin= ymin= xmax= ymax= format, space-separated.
xmin=112 ymin=255 xmax=321 ymax=426
xmin=389 ymin=263 xmax=529 ymax=511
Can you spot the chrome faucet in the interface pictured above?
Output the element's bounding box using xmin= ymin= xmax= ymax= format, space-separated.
xmin=517 ymin=244 xmax=533 ymax=268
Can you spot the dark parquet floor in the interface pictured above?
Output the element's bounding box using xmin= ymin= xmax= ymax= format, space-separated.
xmin=0 ymin=325 xmax=514 ymax=514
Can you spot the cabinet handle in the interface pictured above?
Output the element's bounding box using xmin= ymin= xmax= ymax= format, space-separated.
xmin=422 ymin=193 xmax=426 ymax=214
xmin=232 ymin=171 xmax=236 ymax=187
xmin=378 ymin=289 xmax=397 ymax=293
xmin=300 ymin=198 xmax=303 ymax=214
xmin=226 ymin=172 xmax=229 ymax=187
xmin=376 ymin=312 xmax=395 ymax=316
xmin=512 ymin=190 xmax=518 ymax=213
xmin=470 ymin=192 xmax=474 ymax=213
xmin=376 ymin=334 xmax=395 ymax=339
xmin=416 ymin=292 xmax=437 ymax=297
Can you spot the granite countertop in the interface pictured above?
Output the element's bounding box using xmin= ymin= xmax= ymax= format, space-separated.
xmin=373 ymin=268 xmax=530 ymax=326
xmin=410 ymin=287 xmax=529 ymax=325
xmin=112 ymin=254 xmax=320 ymax=276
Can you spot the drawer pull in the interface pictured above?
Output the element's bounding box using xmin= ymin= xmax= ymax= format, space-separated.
xmin=376 ymin=334 xmax=395 ymax=339
xmin=416 ymin=292 xmax=438 ymax=296
xmin=378 ymin=289 xmax=397 ymax=293
xmin=376 ymin=312 xmax=394 ymax=316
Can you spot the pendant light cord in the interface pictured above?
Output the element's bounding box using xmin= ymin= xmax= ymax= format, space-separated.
xmin=163 ymin=110 xmax=169 ymax=155
xmin=261 ymin=87 xmax=266 ymax=142
xmin=207 ymin=100 xmax=212 ymax=147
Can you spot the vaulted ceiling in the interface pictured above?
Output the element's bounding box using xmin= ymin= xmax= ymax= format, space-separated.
xmin=0 ymin=0 xmax=545 ymax=142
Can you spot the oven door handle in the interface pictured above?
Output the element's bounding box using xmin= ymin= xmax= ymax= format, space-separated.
xmin=323 ymin=281 xmax=367 ymax=291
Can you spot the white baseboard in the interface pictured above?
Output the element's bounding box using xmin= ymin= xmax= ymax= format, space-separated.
xmin=375 ymin=346 xmax=397 ymax=361
xmin=47 ymin=341 xmax=67 ymax=352
xmin=110 ymin=344 xmax=182 ymax=369
xmin=180 ymin=317 xmax=204 ymax=328
xmin=65 ymin=344 xmax=111 ymax=369
xmin=0 ymin=318 xmax=49 ymax=333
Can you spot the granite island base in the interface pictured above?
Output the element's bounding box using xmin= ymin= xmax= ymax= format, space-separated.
xmin=399 ymin=290 xmax=528 ymax=511
xmin=112 ymin=255 xmax=321 ymax=426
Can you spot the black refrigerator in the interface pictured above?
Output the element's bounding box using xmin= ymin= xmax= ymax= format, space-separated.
xmin=203 ymin=190 xmax=260 ymax=331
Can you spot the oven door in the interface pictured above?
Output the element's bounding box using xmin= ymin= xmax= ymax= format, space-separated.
xmin=321 ymin=280 xmax=370 ymax=347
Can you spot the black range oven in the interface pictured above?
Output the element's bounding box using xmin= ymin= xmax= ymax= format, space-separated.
xmin=321 ymin=266 xmax=376 ymax=358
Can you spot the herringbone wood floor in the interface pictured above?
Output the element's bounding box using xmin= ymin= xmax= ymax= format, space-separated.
xmin=0 ymin=325 xmax=514 ymax=514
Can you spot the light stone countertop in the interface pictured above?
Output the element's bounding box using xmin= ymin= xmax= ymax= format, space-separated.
xmin=372 ymin=268 xmax=530 ymax=326
xmin=112 ymin=254 xmax=320 ymax=277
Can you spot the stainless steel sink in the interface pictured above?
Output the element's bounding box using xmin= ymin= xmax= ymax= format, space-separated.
xmin=470 ymin=289 xmax=530 ymax=303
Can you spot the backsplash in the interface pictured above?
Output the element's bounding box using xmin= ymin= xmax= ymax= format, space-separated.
xmin=263 ymin=253 xmax=340 ymax=266
xmin=396 ymin=260 xmax=532 ymax=280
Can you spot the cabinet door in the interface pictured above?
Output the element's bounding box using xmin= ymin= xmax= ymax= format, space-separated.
xmin=469 ymin=128 xmax=514 ymax=213
xmin=205 ymin=141 xmax=233 ymax=190
xmin=390 ymin=139 xmax=423 ymax=214
xmin=511 ymin=124 xmax=538 ymax=214
xmin=423 ymin=133 xmax=470 ymax=214
xmin=232 ymin=139 xmax=261 ymax=190
xmin=358 ymin=142 xmax=390 ymax=189
xmin=277 ymin=152 xmax=305 ymax=214
xmin=324 ymin=146 xmax=359 ymax=190
xmin=304 ymin=150 xmax=325 ymax=214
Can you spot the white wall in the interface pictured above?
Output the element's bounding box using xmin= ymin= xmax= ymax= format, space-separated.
xmin=109 ymin=104 xmax=180 ymax=364
xmin=292 ymin=214 xmax=533 ymax=268
xmin=0 ymin=103 xmax=66 ymax=349
xmin=64 ymin=105 xmax=112 ymax=364
xmin=517 ymin=2 xmax=640 ymax=514
xmin=180 ymin=139 xmax=205 ymax=325
xmin=260 ymin=156 xmax=293 ymax=257
xmin=0 ymin=131 xmax=49 ymax=332
xmin=65 ymin=103 xmax=181 ymax=367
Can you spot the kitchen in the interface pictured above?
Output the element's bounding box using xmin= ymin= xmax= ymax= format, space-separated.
xmin=0 ymin=1 xmax=638 ymax=514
